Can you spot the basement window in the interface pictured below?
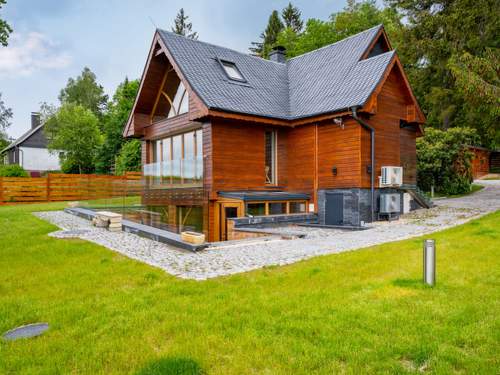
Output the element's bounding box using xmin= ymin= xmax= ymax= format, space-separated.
xmin=218 ymin=59 xmax=246 ymax=82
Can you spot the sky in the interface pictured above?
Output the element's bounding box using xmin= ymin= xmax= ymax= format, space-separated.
xmin=1 ymin=0 xmax=347 ymax=138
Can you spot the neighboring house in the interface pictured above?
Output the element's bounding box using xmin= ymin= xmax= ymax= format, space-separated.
xmin=124 ymin=24 xmax=426 ymax=241
xmin=2 ymin=113 xmax=61 ymax=175
xmin=469 ymin=146 xmax=500 ymax=178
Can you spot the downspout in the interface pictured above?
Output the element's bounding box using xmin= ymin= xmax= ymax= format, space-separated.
xmin=351 ymin=106 xmax=375 ymax=222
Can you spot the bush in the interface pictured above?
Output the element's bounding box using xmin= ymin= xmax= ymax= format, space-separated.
xmin=115 ymin=139 xmax=141 ymax=176
xmin=0 ymin=164 xmax=29 ymax=177
xmin=417 ymin=127 xmax=478 ymax=195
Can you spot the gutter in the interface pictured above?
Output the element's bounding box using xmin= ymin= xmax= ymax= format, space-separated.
xmin=351 ymin=106 xmax=375 ymax=222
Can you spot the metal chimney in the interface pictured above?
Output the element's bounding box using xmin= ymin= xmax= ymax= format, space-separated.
xmin=269 ymin=46 xmax=286 ymax=63
xmin=31 ymin=112 xmax=41 ymax=129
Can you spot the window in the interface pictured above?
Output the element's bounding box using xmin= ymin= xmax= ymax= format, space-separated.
xmin=219 ymin=60 xmax=246 ymax=82
xmin=146 ymin=130 xmax=203 ymax=187
xmin=247 ymin=203 xmax=266 ymax=216
xmin=269 ymin=202 xmax=286 ymax=215
xmin=289 ymin=201 xmax=306 ymax=214
xmin=265 ymin=130 xmax=277 ymax=184
xmin=168 ymin=82 xmax=189 ymax=118
xmin=151 ymin=72 xmax=189 ymax=122
xmin=245 ymin=200 xmax=308 ymax=217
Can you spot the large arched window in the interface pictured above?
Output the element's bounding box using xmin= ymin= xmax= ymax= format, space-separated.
xmin=151 ymin=70 xmax=189 ymax=122
xmin=167 ymin=82 xmax=189 ymax=118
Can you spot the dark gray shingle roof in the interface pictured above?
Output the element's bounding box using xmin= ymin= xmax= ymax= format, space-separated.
xmin=158 ymin=25 xmax=393 ymax=120
xmin=1 ymin=123 xmax=45 ymax=153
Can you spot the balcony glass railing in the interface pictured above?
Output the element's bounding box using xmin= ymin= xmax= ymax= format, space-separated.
xmin=143 ymin=156 xmax=203 ymax=187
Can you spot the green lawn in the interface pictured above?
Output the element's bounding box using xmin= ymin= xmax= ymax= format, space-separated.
xmin=0 ymin=203 xmax=499 ymax=374
xmin=432 ymin=183 xmax=484 ymax=198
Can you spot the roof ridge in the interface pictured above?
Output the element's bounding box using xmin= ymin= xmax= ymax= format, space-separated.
xmin=288 ymin=24 xmax=383 ymax=61
xmin=1 ymin=123 xmax=45 ymax=153
xmin=157 ymin=29 xmax=286 ymax=66
xmin=357 ymin=49 xmax=396 ymax=63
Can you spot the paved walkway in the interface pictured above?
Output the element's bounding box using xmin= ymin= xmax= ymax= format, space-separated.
xmin=34 ymin=180 xmax=500 ymax=280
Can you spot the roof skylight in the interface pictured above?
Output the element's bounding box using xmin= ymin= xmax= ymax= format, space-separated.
xmin=219 ymin=60 xmax=246 ymax=82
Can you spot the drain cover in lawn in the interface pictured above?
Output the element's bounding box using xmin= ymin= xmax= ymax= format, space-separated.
xmin=2 ymin=323 xmax=49 ymax=341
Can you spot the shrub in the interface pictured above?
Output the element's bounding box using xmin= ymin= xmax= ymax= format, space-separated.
xmin=0 ymin=164 xmax=29 ymax=177
xmin=417 ymin=127 xmax=478 ymax=195
xmin=115 ymin=139 xmax=141 ymax=176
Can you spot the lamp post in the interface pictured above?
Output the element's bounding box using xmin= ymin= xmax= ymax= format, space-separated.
xmin=423 ymin=239 xmax=436 ymax=286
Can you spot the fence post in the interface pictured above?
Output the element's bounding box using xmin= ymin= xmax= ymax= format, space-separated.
xmin=46 ymin=174 xmax=51 ymax=202
xmin=0 ymin=177 xmax=3 ymax=203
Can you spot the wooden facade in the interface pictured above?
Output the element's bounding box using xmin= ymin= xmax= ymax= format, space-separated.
xmin=470 ymin=147 xmax=491 ymax=179
xmin=124 ymin=28 xmax=425 ymax=241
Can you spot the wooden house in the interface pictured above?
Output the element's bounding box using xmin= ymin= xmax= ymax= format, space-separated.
xmin=124 ymin=25 xmax=426 ymax=241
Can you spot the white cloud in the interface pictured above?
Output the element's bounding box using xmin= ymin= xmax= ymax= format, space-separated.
xmin=0 ymin=32 xmax=72 ymax=77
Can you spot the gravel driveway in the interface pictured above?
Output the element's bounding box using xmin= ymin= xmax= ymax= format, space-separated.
xmin=34 ymin=180 xmax=500 ymax=280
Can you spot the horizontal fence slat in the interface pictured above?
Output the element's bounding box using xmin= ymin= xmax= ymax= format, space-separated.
xmin=0 ymin=173 xmax=142 ymax=204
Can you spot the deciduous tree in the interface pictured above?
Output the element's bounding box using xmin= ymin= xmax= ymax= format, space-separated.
xmin=95 ymin=78 xmax=139 ymax=174
xmin=114 ymin=139 xmax=141 ymax=176
xmin=0 ymin=0 xmax=12 ymax=47
xmin=0 ymin=92 xmax=12 ymax=151
xmin=59 ymin=67 xmax=108 ymax=120
xmin=44 ymin=104 xmax=102 ymax=174
xmin=276 ymin=0 xmax=403 ymax=58
xmin=417 ymin=127 xmax=479 ymax=195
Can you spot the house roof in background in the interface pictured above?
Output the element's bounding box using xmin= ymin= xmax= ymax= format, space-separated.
xmin=1 ymin=123 xmax=44 ymax=153
xmin=157 ymin=24 xmax=395 ymax=120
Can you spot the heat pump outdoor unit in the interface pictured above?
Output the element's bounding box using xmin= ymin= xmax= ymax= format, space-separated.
xmin=379 ymin=193 xmax=401 ymax=214
xmin=380 ymin=166 xmax=403 ymax=187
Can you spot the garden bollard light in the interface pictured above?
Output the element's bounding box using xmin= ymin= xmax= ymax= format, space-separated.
xmin=423 ymin=239 xmax=436 ymax=286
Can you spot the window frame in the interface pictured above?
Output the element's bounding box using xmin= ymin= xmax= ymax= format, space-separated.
xmin=245 ymin=200 xmax=308 ymax=217
xmin=217 ymin=58 xmax=247 ymax=83
xmin=147 ymin=128 xmax=203 ymax=187
xmin=265 ymin=130 xmax=278 ymax=185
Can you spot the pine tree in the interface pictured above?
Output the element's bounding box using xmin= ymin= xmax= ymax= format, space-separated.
xmin=250 ymin=10 xmax=284 ymax=58
xmin=171 ymin=8 xmax=198 ymax=40
xmin=282 ymin=2 xmax=303 ymax=33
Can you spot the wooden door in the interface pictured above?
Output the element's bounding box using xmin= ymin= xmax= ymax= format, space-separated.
xmin=218 ymin=203 xmax=241 ymax=241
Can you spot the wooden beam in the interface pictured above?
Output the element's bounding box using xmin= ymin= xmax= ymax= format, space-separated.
xmin=150 ymin=69 xmax=171 ymax=123
xmin=161 ymin=91 xmax=176 ymax=116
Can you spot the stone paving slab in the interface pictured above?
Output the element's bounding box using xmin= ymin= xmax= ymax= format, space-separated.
xmin=33 ymin=180 xmax=500 ymax=280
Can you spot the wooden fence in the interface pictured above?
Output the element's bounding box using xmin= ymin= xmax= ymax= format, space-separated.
xmin=0 ymin=172 xmax=142 ymax=204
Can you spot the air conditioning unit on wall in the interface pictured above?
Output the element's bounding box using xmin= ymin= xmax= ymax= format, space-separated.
xmin=380 ymin=166 xmax=403 ymax=187
xmin=380 ymin=193 xmax=401 ymax=214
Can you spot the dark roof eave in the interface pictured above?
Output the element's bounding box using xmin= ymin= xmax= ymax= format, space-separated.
xmin=199 ymin=105 xmax=360 ymax=124
xmin=218 ymin=191 xmax=310 ymax=201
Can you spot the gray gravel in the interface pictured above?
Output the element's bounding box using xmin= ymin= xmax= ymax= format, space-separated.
xmin=34 ymin=180 xmax=500 ymax=280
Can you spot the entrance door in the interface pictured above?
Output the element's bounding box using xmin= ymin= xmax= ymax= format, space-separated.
xmin=325 ymin=192 xmax=343 ymax=225
xmin=219 ymin=203 xmax=241 ymax=241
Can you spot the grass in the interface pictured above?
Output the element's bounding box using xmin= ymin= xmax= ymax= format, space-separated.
xmin=482 ymin=176 xmax=500 ymax=180
xmin=0 ymin=203 xmax=499 ymax=374
xmin=432 ymin=183 xmax=484 ymax=198
xmin=80 ymin=195 xmax=142 ymax=208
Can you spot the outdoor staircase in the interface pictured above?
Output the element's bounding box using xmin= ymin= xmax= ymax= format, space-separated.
xmin=401 ymin=184 xmax=434 ymax=209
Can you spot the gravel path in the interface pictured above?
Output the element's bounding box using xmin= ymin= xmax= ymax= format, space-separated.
xmin=34 ymin=180 xmax=500 ymax=280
